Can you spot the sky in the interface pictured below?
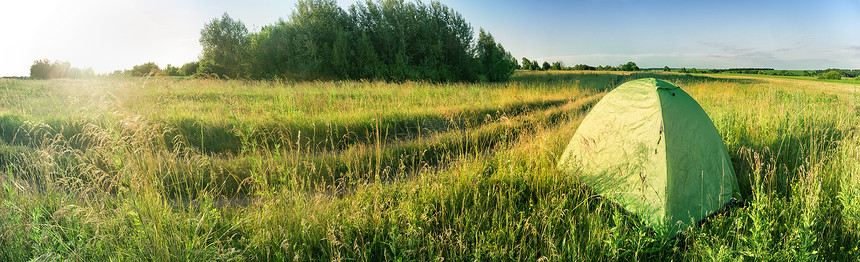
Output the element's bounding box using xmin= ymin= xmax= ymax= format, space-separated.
xmin=1 ymin=0 xmax=859 ymax=77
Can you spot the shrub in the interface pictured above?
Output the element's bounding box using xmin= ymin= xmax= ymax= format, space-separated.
xmin=572 ymin=64 xmax=596 ymax=70
xmin=132 ymin=62 xmax=162 ymax=76
xmin=818 ymin=71 xmax=842 ymax=80
xmin=619 ymin=61 xmax=639 ymax=71
xmin=163 ymin=64 xmax=183 ymax=76
xmin=29 ymin=59 xmax=52 ymax=79
xmin=181 ymin=61 xmax=200 ymax=76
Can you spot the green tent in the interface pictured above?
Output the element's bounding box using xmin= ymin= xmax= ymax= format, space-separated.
xmin=558 ymin=78 xmax=741 ymax=235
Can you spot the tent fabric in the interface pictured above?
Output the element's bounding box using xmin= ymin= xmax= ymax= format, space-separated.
xmin=558 ymin=78 xmax=741 ymax=235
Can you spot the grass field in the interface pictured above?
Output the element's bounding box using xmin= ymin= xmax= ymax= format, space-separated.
xmin=1 ymin=71 xmax=859 ymax=260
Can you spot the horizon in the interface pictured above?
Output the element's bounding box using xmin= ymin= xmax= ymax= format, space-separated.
xmin=2 ymin=0 xmax=859 ymax=77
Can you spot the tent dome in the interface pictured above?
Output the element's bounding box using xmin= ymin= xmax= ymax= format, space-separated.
xmin=558 ymin=78 xmax=741 ymax=235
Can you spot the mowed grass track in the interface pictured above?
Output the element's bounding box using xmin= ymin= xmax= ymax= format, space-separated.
xmin=0 ymin=71 xmax=859 ymax=260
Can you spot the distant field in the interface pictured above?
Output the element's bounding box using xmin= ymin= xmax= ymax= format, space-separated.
xmin=718 ymin=72 xmax=860 ymax=85
xmin=1 ymin=71 xmax=859 ymax=260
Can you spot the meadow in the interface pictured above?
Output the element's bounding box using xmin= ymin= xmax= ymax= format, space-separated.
xmin=0 ymin=71 xmax=858 ymax=260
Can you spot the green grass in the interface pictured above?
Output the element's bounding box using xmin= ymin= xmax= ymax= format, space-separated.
xmin=1 ymin=71 xmax=859 ymax=260
xmin=719 ymin=72 xmax=860 ymax=85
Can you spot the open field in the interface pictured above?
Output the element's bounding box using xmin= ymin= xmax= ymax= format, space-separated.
xmin=717 ymin=73 xmax=860 ymax=86
xmin=1 ymin=71 xmax=859 ymax=260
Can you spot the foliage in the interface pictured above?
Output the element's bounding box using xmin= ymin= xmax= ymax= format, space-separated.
xmin=29 ymin=59 xmax=52 ymax=79
xmin=664 ymin=66 xmax=670 ymax=71
xmin=132 ymin=62 xmax=162 ymax=77
xmin=29 ymin=59 xmax=94 ymax=79
xmin=705 ymin=68 xmax=860 ymax=78
xmin=199 ymin=13 xmax=249 ymax=78
xmin=163 ymin=64 xmax=183 ymax=76
xmin=818 ymin=71 xmax=842 ymax=80
xmin=203 ymin=0 xmax=516 ymax=82
xmin=180 ymin=61 xmax=200 ymax=76
xmin=476 ymin=29 xmax=516 ymax=81
xmin=521 ymin=58 xmax=532 ymax=70
xmin=573 ymin=64 xmax=596 ymax=70
xmin=619 ymin=61 xmax=640 ymax=71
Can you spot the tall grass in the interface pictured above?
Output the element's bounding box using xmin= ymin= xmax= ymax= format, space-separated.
xmin=1 ymin=71 xmax=858 ymax=260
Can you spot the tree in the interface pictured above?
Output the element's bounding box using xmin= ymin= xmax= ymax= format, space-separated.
xmin=353 ymin=31 xmax=381 ymax=79
xmin=532 ymin=61 xmax=540 ymax=71
xmin=598 ymin=65 xmax=616 ymax=71
xmin=330 ymin=27 xmax=350 ymax=78
xmin=679 ymin=67 xmax=687 ymax=73
xmin=620 ymin=61 xmax=639 ymax=71
xmin=199 ymin=13 xmax=249 ymax=78
xmin=818 ymin=71 xmax=842 ymax=80
xmin=522 ymin=57 xmax=532 ymax=70
xmin=287 ymin=0 xmax=350 ymax=79
xmin=573 ymin=64 xmax=595 ymax=70
xmin=163 ymin=64 xmax=183 ymax=76
xmin=181 ymin=61 xmax=200 ymax=76
xmin=223 ymin=0 xmax=515 ymax=82
xmin=132 ymin=62 xmax=161 ymax=76
xmin=30 ymin=59 xmax=52 ymax=79
xmin=541 ymin=61 xmax=551 ymax=71
xmin=476 ymin=28 xmax=515 ymax=82
xmin=663 ymin=66 xmax=670 ymax=72
xmin=551 ymin=61 xmax=563 ymax=70
xmin=30 ymin=59 xmax=91 ymax=79
xmin=50 ymin=61 xmax=71 ymax=78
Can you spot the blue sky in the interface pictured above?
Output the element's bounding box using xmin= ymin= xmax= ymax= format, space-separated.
xmin=1 ymin=0 xmax=859 ymax=76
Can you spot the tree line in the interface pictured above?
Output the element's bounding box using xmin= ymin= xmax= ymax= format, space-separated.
xmin=519 ymin=58 xmax=641 ymax=72
xmin=670 ymin=68 xmax=860 ymax=79
xmin=30 ymin=0 xmax=516 ymax=82
xmin=198 ymin=0 xmax=515 ymax=82
xmin=107 ymin=61 xmax=200 ymax=77
xmin=29 ymin=59 xmax=95 ymax=79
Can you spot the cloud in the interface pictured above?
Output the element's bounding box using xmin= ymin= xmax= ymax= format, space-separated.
xmin=697 ymin=42 xmax=780 ymax=61
xmin=775 ymin=35 xmax=813 ymax=52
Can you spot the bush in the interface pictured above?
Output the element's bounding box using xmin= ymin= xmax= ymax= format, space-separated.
xmin=132 ymin=62 xmax=162 ymax=76
xmin=818 ymin=71 xmax=842 ymax=80
xmin=619 ymin=61 xmax=639 ymax=71
xmin=572 ymin=64 xmax=596 ymax=70
xmin=163 ymin=64 xmax=183 ymax=76
xmin=181 ymin=61 xmax=200 ymax=76
xmin=29 ymin=59 xmax=52 ymax=79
